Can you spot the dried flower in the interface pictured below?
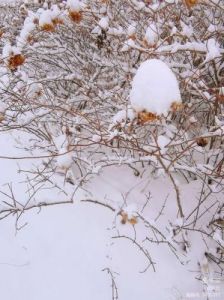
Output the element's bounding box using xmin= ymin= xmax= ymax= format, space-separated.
xmin=8 ymin=54 xmax=25 ymax=70
xmin=69 ymin=10 xmax=82 ymax=23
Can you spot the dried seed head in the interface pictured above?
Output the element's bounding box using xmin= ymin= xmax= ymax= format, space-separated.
xmin=120 ymin=211 xmax=128 ymax=224
xmin=33 ymin=18 xmax=39 ymax=25
xmin=8 ymin=54 xmax=25 ymax=70
xmin=196 ymin=137 xmax=208 ymax=148
xmin=128 ymin=217 xmax=138 ymax=225
xmin=40 ymin=23 xmax=55 ymax=32
xmin=129 ymin=34 xmax=136 ymax=41
xmin=52 ymin=18 xmax=64 ymax=26
xmin=69 ymin=10 xmax=82 ymax=23
xmin=185 ymin=0 xmax=198 ymax=9
xmin=137 ymin=111 xmax=159 ymax=124
xmin=170 ymin=101 xmax=184 ymax=112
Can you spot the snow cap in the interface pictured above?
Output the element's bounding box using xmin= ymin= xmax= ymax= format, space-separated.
xmin=67 ymin=0 xmax=82 ymax=12
xmin=130 ymin=59 xmax=181 ymax=115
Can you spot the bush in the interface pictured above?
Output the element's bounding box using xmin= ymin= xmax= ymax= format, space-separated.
xmin=0 ymin=0 xmax=223 ymax=293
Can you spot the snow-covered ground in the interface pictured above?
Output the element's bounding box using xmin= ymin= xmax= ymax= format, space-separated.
xmin=0 ymin=133 xmax=223 ymax=300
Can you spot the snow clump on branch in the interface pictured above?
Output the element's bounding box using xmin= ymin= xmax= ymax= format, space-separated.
xmin=130 ymin=59 xmax=182 ymax=117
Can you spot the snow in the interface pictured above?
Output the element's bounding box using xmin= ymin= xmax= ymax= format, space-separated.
xmin=120 ymin=38 xmax=136 ymax=52
xmin=157 ymin=135 xmax=170 ymax=154
xmin=131 ymin=0 xmax=145 ymax=10
xmin=17 ymin=17 xmax=36 ymax=48
xmin=0 ymin=134 xmax=224 ymax=299
xmin=123 ymin=203 xmax=138 ymax=219
xmin=0 ymin=67 xmax=10 ymax=93
xmin=189 ymin=116 xmax=197 ymax=124
xmin=2 ymin=43 xmax=14 ymax=58
xmin=92 ymin=134 xmax=101 ymax=142
xmin=206 ymin=38 xmax=221 ymax=61
xmin=0 ymin=101 xmax=7 ymax=113
xmin=1 ymin=1 xmax=224 ymax=300
xmin=51 ymin=4 xmax=61 ymax=19
xmin=34 ymin=6 xmax=62 ymax=30
xmin=112 ymin=107 xmax=136 ymax=124
xmin=20 ymin=22 xmax=35 ymax=41
xmin=174 ymin=217 xmax=184 ymax=227
xmin=26 ymin=81 xmax=43 ymax=98
xmin=181 ymin=21 xmax=193 ymax=37
xmin=127 ymin=23 xmax=136 ymax=36
xmin=130 ymin=59 xmax=182 ymax=115
xmin=56 ymin=148 xmax=73 ymax=170
xmin=108 ymin=26 xmax=124 ymax=36
xmin=2 ymin=43 xmax=21 ymax=67
xmin=67 ymin=0 xmax=82 ymax=12
xmin=213 ymin=231 xmax=224 ymax=248
xmin=0 ymin=0 xmax=15 ymax=2
xmin=144 ymin=23 xmax=158 ymax=46
xmin=208 ymin=24 xmax=216 ymax=33
xmin=220 ymin=87 xmax=224 ymax=96
xmin=171 ymin=26 xmax=177 ymax=35
xmin=39 ymin=10 xmax=53 ymax=27
xmin=52 ymin=134 xmax=74 ymax=170
xmin=98 ymin=17 xmax=109 ymax=30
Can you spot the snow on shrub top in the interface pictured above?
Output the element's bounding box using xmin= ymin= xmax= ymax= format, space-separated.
xmin=39 ymin=10 xmax=53 ymax=27
xmin=67 ymin=0 xmax=82 ymax=12
xmin=17 ymin=14 xmax=36 ymax=49
xmin=130 ymin=59 xmax=181 ymax=116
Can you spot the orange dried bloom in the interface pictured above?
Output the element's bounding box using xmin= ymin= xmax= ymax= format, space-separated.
xmin=137 ymin=111 xmax=159 ymax=124
xmin=185 ymin=0 xmax=198 ymax=9
xmin=40 ymin=23 xmax=55 ymax=32
xmin=52 ymin=18 xmax=64 ymax=26
xmin=120 ymin=211 xmax=138 ymax=225
xmin=8 ymin=54 xmax=25 ymax=70
xmin=142 ymin=38 xmax=156 ymax=48
xmin=129 ymin=34 xmax=136 ymax=41
xmin=170 ymin=101 xmax=184 ymax=112
xmin=128 ymin=217 xmax=138 ymax=225
xmin=69 ymin=10 xmax=82 ymax=23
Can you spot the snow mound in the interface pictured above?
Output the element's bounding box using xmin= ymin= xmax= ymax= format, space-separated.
xmin=130 ymin=59 xmax=181 ymax=115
